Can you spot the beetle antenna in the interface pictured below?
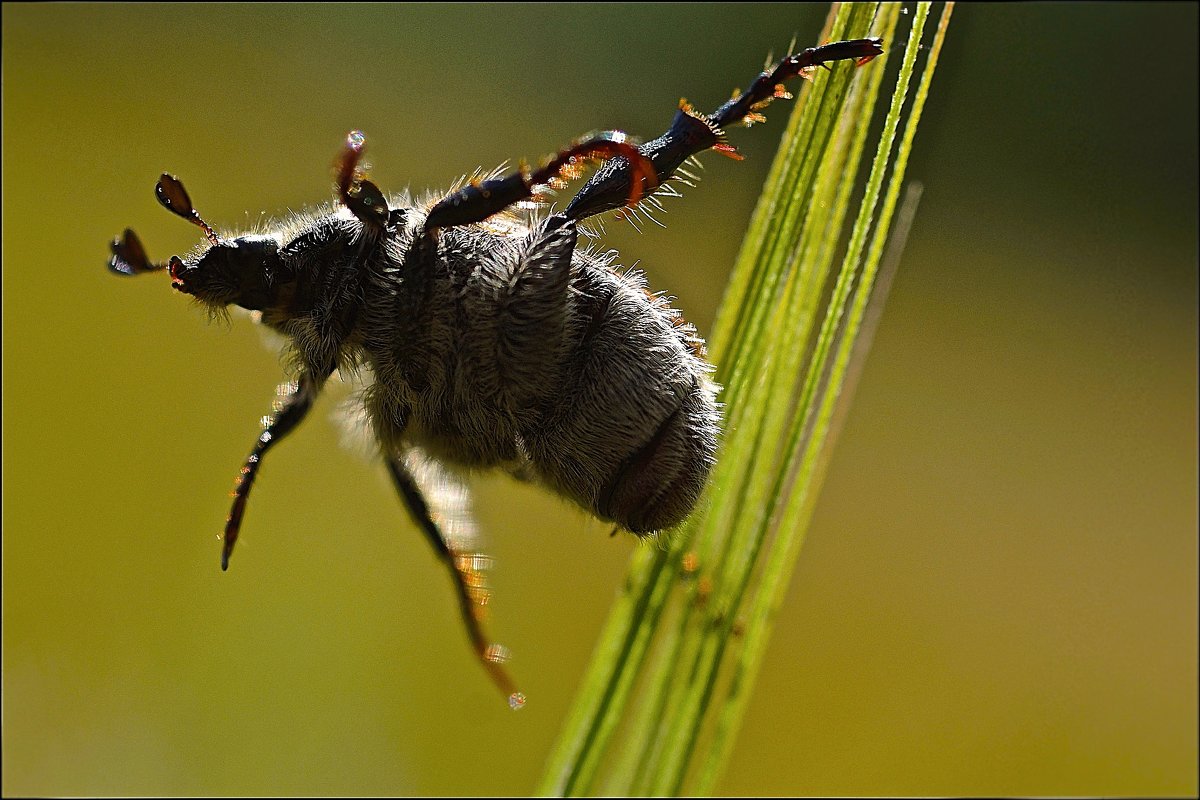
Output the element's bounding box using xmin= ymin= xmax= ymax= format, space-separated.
xmin=155 ymin=173 xmax=221 ymax=245
xmin=108 ymin=227 xmax=167 ymax=276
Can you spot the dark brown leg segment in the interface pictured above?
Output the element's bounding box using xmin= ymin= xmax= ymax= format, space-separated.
xmin=221 ymin=372 xmax=322 ymax=571
xmin=424 ymin=132 xmax=657 ymax=229
xmin=563 ymin=37 xmax=884 ymax=221
xmin=385 ymin=454 xmax=523 ymax=706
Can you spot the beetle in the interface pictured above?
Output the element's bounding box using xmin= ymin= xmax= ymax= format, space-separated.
xmin=108 ymin=37 xmax=883 ymax=707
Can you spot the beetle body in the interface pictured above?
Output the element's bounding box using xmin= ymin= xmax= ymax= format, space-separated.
xmin=180 ymin=203 xmax=720 ymax=534
xmin=109 ymin=37 xmax=883 ymax=704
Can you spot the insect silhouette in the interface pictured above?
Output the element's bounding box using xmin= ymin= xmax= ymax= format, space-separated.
xmin=108 ymin=37 xmax=882 ymax=707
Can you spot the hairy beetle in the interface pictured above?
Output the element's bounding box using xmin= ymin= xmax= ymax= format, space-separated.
xmin=109 ymin=37 xmax=883 ymax=707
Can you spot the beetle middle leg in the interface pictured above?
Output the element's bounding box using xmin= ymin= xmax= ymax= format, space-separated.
xmin=384 ymin=452 xmax=522 ymax=703
xmin=424 ymin=132 xmax=658 ymax=230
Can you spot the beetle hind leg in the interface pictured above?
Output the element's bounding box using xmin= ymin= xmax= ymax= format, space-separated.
xmin=563 ymin=37 xmax=884 ymax=222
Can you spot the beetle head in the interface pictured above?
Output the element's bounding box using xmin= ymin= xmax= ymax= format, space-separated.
xmin=109 ymin=174 xmax=295 ymax=311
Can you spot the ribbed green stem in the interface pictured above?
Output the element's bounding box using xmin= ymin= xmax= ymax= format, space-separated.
xmin=694 ymin=4 xmax=953 ymax=792
xmin=538 ymin=3 xmax=951 ymax=795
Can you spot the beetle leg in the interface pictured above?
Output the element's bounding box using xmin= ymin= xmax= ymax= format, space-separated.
xmin=334 ymin=130 xmax=391 ymax=232
xmin=563 ymin=37 xmax=884 ymax=221
xmin=385 ymin=452 xmax=522 ymax=704
xmin=221 ymin=371 xmax=323 ymax=571
xmin=424 ymin=132 xmax=658 ymax=230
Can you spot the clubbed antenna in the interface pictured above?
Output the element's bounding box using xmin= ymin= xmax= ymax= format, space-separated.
xmin=155 ymin=173 xmax=221 ymax=245
xmin=108 ymin=228 xmax=164 ymax=276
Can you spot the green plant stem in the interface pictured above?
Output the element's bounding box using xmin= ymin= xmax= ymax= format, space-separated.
xmin=538 ymin=3 xmax=951 ymax=795
xmin=693 ymin=5 xmax=952 ymax=791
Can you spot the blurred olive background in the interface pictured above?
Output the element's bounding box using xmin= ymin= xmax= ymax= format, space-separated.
xmin=3 ymin=3 xmax=1196 ymax=796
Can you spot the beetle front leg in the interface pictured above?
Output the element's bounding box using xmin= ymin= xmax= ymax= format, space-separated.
xmin=333 ymin=130 xmax=391 ymax=232
xmin=221 ymin=371 xmax=324 ymax=571
xmin=563 ymin=37 xmax=884 ymax=221
xmin=385 ymin=452 xmax=523 ymax=707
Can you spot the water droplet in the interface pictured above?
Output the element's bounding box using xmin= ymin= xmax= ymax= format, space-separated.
xmin=508 ymin=692 xmax=527 ymax=711
xmin=484 ymin=644 xmax=511 ymax=663
xmin=347 ymin=130 xmax=366 ymax=150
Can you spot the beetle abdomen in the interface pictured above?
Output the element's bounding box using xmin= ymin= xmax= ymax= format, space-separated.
xmin=523 ymin=260 xmax=720 ymax=532
xmin=596 ymin=376 xmax=719 ymax=532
